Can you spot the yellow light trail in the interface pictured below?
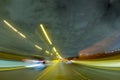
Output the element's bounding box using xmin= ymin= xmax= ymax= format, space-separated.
xmin=0 ymin=66 xmax=25 ymax=71
xmin=53 ymin=47 xmax=57 ymax=52
xmin=40 ymin=24 xmax=52 ymax=45
xmin=57 ymin=54 xmax=62 ymax=59
xmin=17 ymin=32 xmax=26 ymax=38
xmin=3 ymin=20 xmax=26 ymax=38
xmin=45 ymin=50 xmax=49 ymax=54
xmin=56 ymin=52 xmax=59 ymax=55
xmin=53 ymin=47 xmax=61 ymax=57
xmin=40 ymin=24 xmax=62 ymax=58
xmin=3 ymin=20 xmax=18 ymax=32
xmin=35 ymin=45 xmax=42 ymax=50
xmin=51 ymin=53 xmax=53 ymax=55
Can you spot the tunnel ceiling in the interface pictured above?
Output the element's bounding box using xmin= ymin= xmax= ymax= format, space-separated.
xmin=0 ymin=0 xmax=120 ymax=58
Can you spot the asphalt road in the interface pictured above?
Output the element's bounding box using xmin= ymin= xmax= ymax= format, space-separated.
xmin=0 ymin=61 xmax=120 ymax=80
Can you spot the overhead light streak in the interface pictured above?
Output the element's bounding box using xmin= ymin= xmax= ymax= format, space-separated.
xmin=57 ymin=55 xmax=62 ymax=59
xmin=3 ymin=20 xmax=26 ymax=38
xmin=56 ymin=52 xmax=59 ymax=55
xmin=17 ymin=32 xmax=26 ymax=38
xmin=53 ymin=47 xmax=62 ymax=58
xmin=35 ymin=45 xmax=42 ymax=50
xmin=40 ymin=24 xmax=62 ymax=58
xmin=45 ymin=50 xmax=49 ymax=54
xmin=3 ymin=20 xmax=18 ymax=32
xmin=53 ymin=47 xmax=57 ymax=52
xmin=53 ymin=47 xmax=59 ymax=55
xmin=40 ymin=24 xmax=52 ymax=45
xmin=51 ymin=53 xmax=53 ymax=55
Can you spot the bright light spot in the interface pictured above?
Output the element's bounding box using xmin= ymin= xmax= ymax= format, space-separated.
xmin=40 ymin=24 xmax=52 ymax=45
xmin=25 ymin=64 xmax=45 ymax=68
xmin=35 ymin=45 xmax=42 ymax=50
xmin=24 ymin=60 xmax=45 ymax=68
xmin=53 ymin=60 xmax=59 ymax=62
xmin=66 ymin=60 xmax=72 ymax=64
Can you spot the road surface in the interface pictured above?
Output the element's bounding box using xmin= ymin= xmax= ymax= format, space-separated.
xmin=0 ymin=61 xmax=120 ymax=80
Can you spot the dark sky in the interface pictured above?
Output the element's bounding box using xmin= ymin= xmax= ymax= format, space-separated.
xmin=0 ymin=0 xmax=120 ymax=57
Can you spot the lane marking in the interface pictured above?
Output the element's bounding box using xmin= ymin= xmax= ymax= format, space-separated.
xmin=0 ymin=66 xmax=25 ymax=71
xmin=73 ymin=69 xmax=90 ymax=80
xmin=36 ymin=62 xmax=58 ymax=80
xmin=74 ymin=62 xmax=120 ymax=71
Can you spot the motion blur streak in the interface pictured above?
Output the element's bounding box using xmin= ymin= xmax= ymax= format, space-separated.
xmin=40 ymin=24 xmax=62 ymax=58
xmin=1 ymin=60 xmax=120 ymax=80
xmin=3 ymin=20 xmax=26 ymax=38
xmin=3 ymin=20 xmax=18 ymax=32
xmin=0 ymin=60 xmax=25 ymax=71
xmin=40 ymin=24 xmax=52 ymax=45
xmin=0 ymin=66 xmax=24 ymax=71
xmin=53 ymin=47 xmax=57 ymax=52
xmin=17 ymin=32 xmax=26 ymax=38
xmin=34 ymin=45 xmax=42 ymax=50
xmin=73 ymin=59 xmax=120 ymax=70
xmin=45 ymin=50 xmax=49 ymax=54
